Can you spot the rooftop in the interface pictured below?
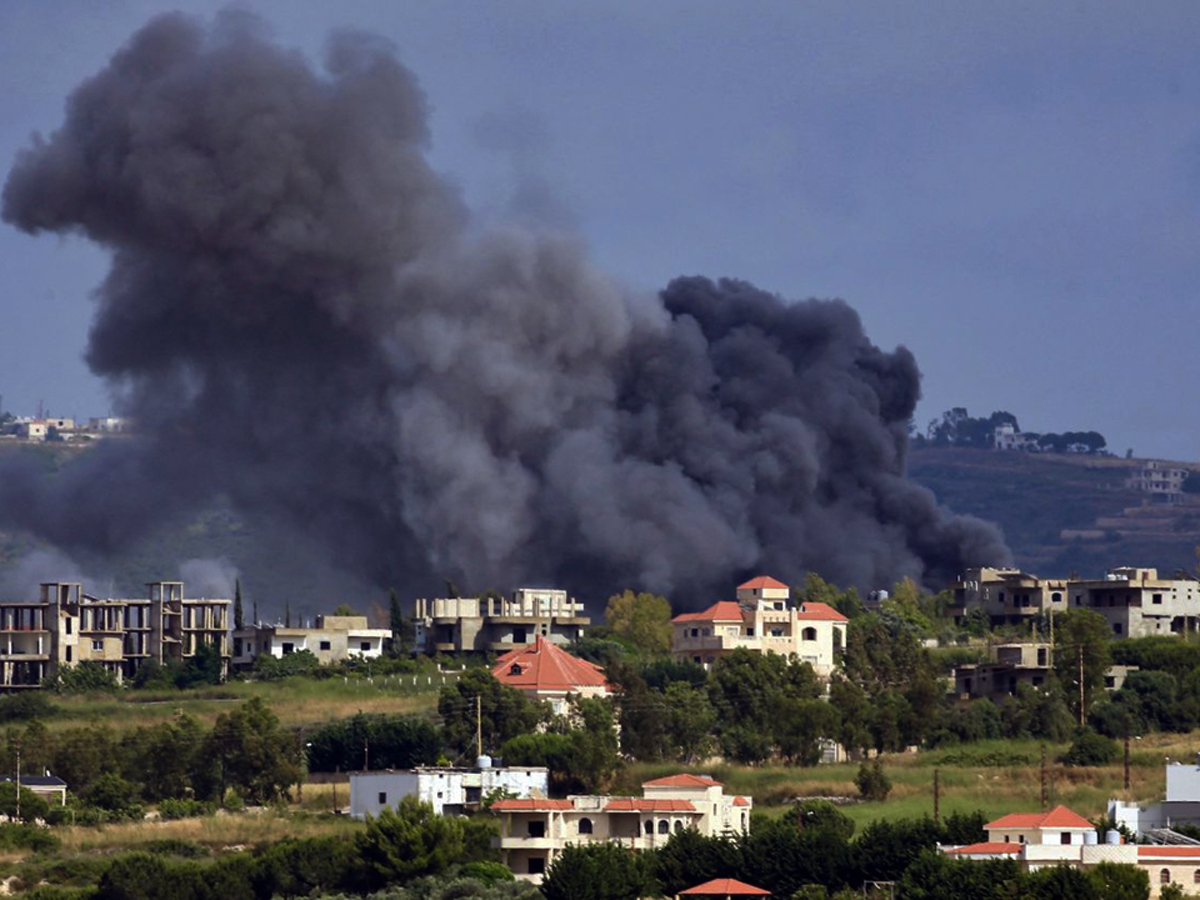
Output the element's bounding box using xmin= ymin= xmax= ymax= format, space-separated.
xmin=680 ymin=879 xmax=770 ymax=896
xmin=672 ymin=601 xmax=743 ymax=624
xmin=986 ymin=805 xmax=1093 ymax=831
xmin=738 ymin=576 xmax=789 ymax=591
xmin=492 ymin=637 xmax=609 ymax=693
xmin=643 ymin=773 xmax=722 ymax=789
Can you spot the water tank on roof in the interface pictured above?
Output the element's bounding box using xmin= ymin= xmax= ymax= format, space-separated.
xmin=1106 ymin=830 xmax=1122 ymax=845
xmin=1084 ymin=831 xmax=1097 ymax=845
xmin=476 ymin=755 xmax=492 ymax=769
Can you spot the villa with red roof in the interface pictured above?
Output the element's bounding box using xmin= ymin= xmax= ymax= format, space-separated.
xmin=492 ymin=636 xmax=612 ymax=715
xmin=671 ymin=576 xmax=848 ymax=676
xmin=942 ymin=804 xmax=1200 ymax=896
xmin=492 ymin=773 xmax=751 ymax=883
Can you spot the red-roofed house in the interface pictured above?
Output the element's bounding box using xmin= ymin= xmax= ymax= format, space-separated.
xmin=939 ymin=804 xmax=1200 ymax=895
xmin=493 ymin=773 xmax=751 ymax=884
xmin=492 ymin=636 xmax=611 ymax=715
xmin=670 ymin=577 xmax=847 ymax=676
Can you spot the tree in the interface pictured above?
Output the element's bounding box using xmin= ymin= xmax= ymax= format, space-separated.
xmin=664 ymin=682 xmax=716 ymax=762
xmin=306 ymin=713 xmax=441 ymax=773
xmin=333 ymin=603 xmax=356 ymax=616
xmin=49 ymin=661 xmax=119 ymax=693
xmin=356 ymin=796 xmax=465 ymax=888
xmin=604 ymin=590 xmax=673 ymax=655
xmin=654 ymin=828 xmax=742 ymax=897
xmin=438 ymin=669 xmax=546 ymax=758
xmin=233 ymin=580 xmax=244 ymax=631
xmin=0 ymin=782 xmax=48 ymax=823
xmin=285 ymin=601 xmax=292 ymax=628
xmin=204 ymin=698 xmax=300 ymax=803
xmin=83 ymin=772 xmax=141 ymax=817
xmin=1061 ymin=728 xmax=1119 ymax=767
xmin=1053 ymin=609 xmax=1113 ymax=723
xmin=388 ymin=588 xmax=411 ymax=656
xmin=176 ymin=639 xmax=224 ymax=688
xmin=855 ymin=760 xmax=891 ymax=801
xmin=541 ymin=842 xmax=654 ymax=900
xmin=1087 ymin=861 xmax=1149 ymax=900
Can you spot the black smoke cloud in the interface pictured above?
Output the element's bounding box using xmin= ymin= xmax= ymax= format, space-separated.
xmin=0 ymin=12 xmax=1009 ymax=605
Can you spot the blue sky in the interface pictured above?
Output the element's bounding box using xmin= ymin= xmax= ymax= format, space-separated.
xmin=3 ymin=1 xmax=1199 ymax=459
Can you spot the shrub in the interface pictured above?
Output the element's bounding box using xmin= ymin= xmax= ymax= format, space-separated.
xmin=854 ymin=760 xmax=892 ymax=802
xmin=1060 ymin=729 xmax=1119 ymax=767
xmin=254 ymin=650 xmax=321 ymax=681
xmin=156 ymin=798 xmax=216 ymax=821
xmin=0 ymin=783 xmax=50 ymax=823
xmin=458 ymin=861 xmax=514 ymax=885
xmin=0 ymin=693 xmax=56 ymax=722
xmin=83 ymin=774 xmax=141 ymax=817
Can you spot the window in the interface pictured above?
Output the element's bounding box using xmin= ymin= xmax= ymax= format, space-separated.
xmin=360 ymin=642 xmax=371 ymax=652
xmin=1051 ymin=592 xmax=1062 ymax=604
xmin=1113 ymin=623 xmax=1123 ymax=635
xmin=513 ymin=627 xmax=527 ymax=643
xmin=319 ymin=640 xmax=331 ymax=651
xmin=65 ymin=619 xmax=72 ymax=635
xmin=1018 ymin=835 xmax=1025 ymax=844
xmin=690 ymin=628 xmax=699 ymax=638
xmin=282 ymin=642 xmax=294 ymax=655
xmin=693 ymin=656 xmax=702 ymax=664
xmin=644 ymin=820 xmax=654 ymax=835
xmin=65 ymin=646 xmax=72 ymax=663
xmin=1105 ymin=676 xmax=1116 ymax=688
xmin=1193 ymin=870 xmax=1200 ymax=884
xmin=527 ymin=820 xmax=545 ymax=838
xmin=578 ymin=818 xmax=593 ymax=835
xmin=378 ymin=792 xmax=387 ymax=804
xmin=528 ymin=858 xmax=545 ymax=875
xmin=674 ymin=820 xmax=684 ymax=833
xmin=801 ymin=627 xmax=818 ymax=641
xmin=1060 ymin=832 xmax=1071 ymax=845
xmin=657 ymin=820 xmax=670 ymax=834
xmin=92 ymin=639 xmax=103 ymax=651
xmin=234 ymin=638 xmax=243 ymax=656
xmin=1154 ymin=594 xmax=1163 ymax=605
xmin=1161 ymin=869 xmax=1171 ymax=885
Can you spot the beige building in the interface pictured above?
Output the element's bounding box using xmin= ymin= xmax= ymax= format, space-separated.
xmin=0 ymin=581 xmax=230 ymax=688
xmin=671 ymin=576 xmax=847 ymax=677
xmin=493 ymin=773 xmax=751 ymax=882
xmin=413 ymin=588 xmax=589 ymax=655
xmin=948 ymin=567 xmax=1069 ymax=628
xmin=232 ymin=615 xmax=390 ymax=669
xmin=954 ymin=642 xmax=1136 ymax=704
xmin=944 ymin=804 xmax=1200 ymax=897
xmin=1067 ymin=567 xmax=1200 ymax=638
xmin=1127 ymin=461 xmax=1190 ymax=503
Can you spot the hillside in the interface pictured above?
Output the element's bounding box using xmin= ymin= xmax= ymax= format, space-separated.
xmin=908 ymin=446 xmax=1200 ymax=579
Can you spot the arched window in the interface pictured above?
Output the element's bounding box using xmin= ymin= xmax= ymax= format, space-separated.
xmin=644 ymin=820 xmax=653 ymax=835
xmin=578 ymin=818 xmax=593 ymax=835
xmin=673 ymin=820 xmax=684 ymax=833
xmin=1193 ymin=869 xmax=1200 ymax=884
xmin=801 ymin=627 xmax=817 ymax=641
xmin=657 ymin=820 xmax=670 ymax=834
xmin=1051 ymin=592 xmax=1062 ymax=604
xmin=1161 ymin=869 xmax=1171 ymax=885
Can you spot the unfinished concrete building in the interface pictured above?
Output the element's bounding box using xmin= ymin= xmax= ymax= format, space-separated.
xmin=413 ymin=588 xmax=590 ymax=655
xmin=0 ymin=581 xmax=230 ymax=689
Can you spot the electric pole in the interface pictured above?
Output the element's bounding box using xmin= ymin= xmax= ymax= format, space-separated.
xmin=15 ymin=741 xmax=20 ymax=823
xmin=476 ymin=694 xmax=483 ymax=759
xmin=1040 ymin=744 xmax=1048 ymax=811
xmin=933 ymin=768 xmax=940 ymax=824
xmin=1124 ymin=732 xmax=1131 ymax=791
xmin=1078 ymin=645 xmax=1085 ymax=727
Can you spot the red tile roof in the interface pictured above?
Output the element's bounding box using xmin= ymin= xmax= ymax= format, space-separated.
xmin=1137 ymin=846 xmax=1200 ymax=858
xmin=642 ymin=773 xmax=723 ymax=788
xmin=604 ymin=798 xmax=697 ymax=812
xmin=490 ymin=798 xmax=575 ymax=811
xmin=680 ymin=879 xmax=770 ymax=896
xmin=738 ymin=576 xmax=789 ymax=591
xmin=796 ymin=602 xmax=848 ymax=622
xmin=732 ymin=796 xmax=750 ymax=807
xmin=673 ymin=602 xmax=744 ymax=624
xmin=944 ymin=842 xmax=1023 ymax=856
xmin=492 ymin=637 xmax=610 ymax=693
xmin=986 ymin=806 xmax=1093 ymax=831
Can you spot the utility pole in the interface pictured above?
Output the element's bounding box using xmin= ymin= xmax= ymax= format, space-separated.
xmin=14 ymin=741 xmax=20 ymax=823
xmin=933 ymin=768 xmax=940 ymax=824
xmin=363 ymin=737 xmax=369 ymax=772
xmin=1124 ymin=732 xmax=1132 ymax=791
xmin=1040 ymin=744 xmax=1048 ymax=811
xmin=476 ymin=694 xmax=483 ymax=759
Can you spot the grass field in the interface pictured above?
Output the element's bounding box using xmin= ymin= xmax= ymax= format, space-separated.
xmin=36 ymin=673 xmax=447 ymax=732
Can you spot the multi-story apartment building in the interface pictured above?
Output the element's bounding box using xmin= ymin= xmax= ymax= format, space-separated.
xmin=953 ymin=641 xmax=1136 ymax=705
xmin=412 ymin=588 xmax=589 ymax=655
xmin=232 ymin=615 xmax=390 ymax=669
xmin=493 ymin=773 xmax=751 ymax=882
xmin=948 ymin=568 xmax=1069 ymax=628
xmin=0 ymin=581 xmax=230 ymax=689
xmin=1126 ymin=461 xmax=1190 ymax=504
xmin=670 ymin=576 xmax=847 ymax=677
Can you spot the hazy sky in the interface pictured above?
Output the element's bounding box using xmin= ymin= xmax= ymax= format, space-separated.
xmin=2 ymin=1 xmax=1199 ymax=460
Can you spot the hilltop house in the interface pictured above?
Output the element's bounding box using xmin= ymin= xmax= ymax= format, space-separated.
xmin=491 ymin=637 xmax=611 ymax=715
xmin=413 ymin=588 xmax=590 ymax=655
xmin=943 ymin=804 xmax=1200 ymax=896
xmin=493 ymin=773 xmax=751 ymax=882
xmin=0 ymin=581 xmax=229 ymax=689
xmin=232 ymin=615 xmax=390 ymax=669
xmin=670 ymin=576 xmax=847 ymax=677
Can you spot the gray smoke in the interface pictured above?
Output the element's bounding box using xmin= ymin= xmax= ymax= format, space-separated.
xmin=0 ymin=12 xmax=1009 ymax=605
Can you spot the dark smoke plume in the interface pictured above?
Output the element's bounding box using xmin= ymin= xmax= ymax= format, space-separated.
xmin=0 ymin=12 xmax=1009 ymax=605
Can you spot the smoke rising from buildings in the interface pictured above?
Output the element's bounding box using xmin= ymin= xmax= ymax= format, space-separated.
xmin=0 ymin=12 xmax=1010 ymax=604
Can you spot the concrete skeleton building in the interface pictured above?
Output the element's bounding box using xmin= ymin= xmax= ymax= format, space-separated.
xmin=953 ymin=642 xmax=1137 ymax=705
xmin=1126 ymin=461 xmax=1191 ymax=504
xmin=0 ymin=581 xmax=230 ymax=688
xmin=349 ymin=759 xmax=549 ymax=819
xmin=944 ymin=805 xmax=1200 ymax=897
xmin=671 ymin=576 xmax=847 ymax=677
xmin=493 ymin=773 xmax=751 ymax=882
xmin=412 ymin=588 xmax=590 ymax=655
xmin=950 ymin=566 xmax=1200 ymax=638
xmin=232 ymin=615 xmax=390 ymax=669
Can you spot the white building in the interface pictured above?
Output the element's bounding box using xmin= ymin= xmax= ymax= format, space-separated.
xmin=349 ymin=760 xmax=549 ymax=818
xmin=944 ymin=804 xmax=1200 ymax=897
xmin=493 ymin=773 xmax=751 ymax=882
xmin=671 ymin=576 xmax=847 ymax=677
xmin=232 ymin=615 xmax=390 ymax=669
xmin=413 ymin=588 xmax=590 ymax=655
xmin=1110 ymin=759 xmax=1200 ymax=836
